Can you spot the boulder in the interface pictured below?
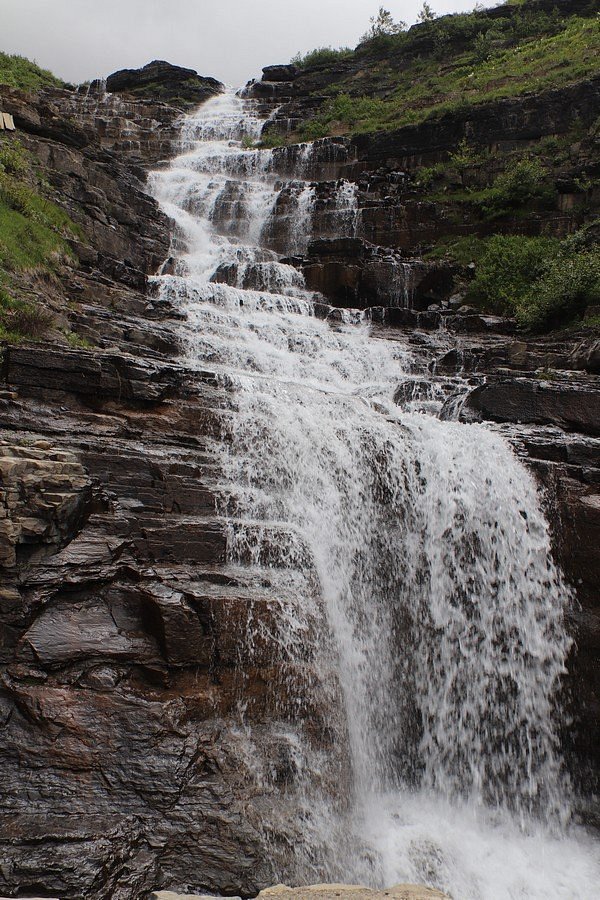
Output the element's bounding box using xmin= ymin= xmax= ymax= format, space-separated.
xmin=262 ymin=65 xmax=299 ymax=83
xmin=106 ymin=60 xmax=223 ymax=108
xmin=150 ymin=894 xmax=241 ymax=900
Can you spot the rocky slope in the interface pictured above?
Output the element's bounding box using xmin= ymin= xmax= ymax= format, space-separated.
xmin=0 ymin=39 xmax=598 ymax=900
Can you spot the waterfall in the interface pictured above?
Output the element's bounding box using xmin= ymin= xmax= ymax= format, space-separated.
xmin=149 ymin=91 xmax=599 ymax=899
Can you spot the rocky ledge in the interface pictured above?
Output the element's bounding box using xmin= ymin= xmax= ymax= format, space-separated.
xmin=106 ymin=60 xmax=223 ymax=109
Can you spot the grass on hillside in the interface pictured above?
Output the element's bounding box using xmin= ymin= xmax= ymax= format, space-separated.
xmin=0 ymin=51 xmax=63 ymax=91
xmin=0 ymin=137 xmax=79 ymax=341
xmin=297 ymin=15 xmax=600 ymax=139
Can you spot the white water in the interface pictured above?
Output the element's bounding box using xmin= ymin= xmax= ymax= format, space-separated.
xmin=150 ymin=91 xmax=599 ymax=899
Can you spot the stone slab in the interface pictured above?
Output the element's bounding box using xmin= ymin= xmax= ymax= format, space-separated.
xmin=257 ymin=887 xmax=448 ymax=899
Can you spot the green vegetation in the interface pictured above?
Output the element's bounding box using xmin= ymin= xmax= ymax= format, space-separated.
xmin=469 ymin=158 xmax=557 ymax=218
xmin=291 ymin=47 xmax=353 ymax=69
xmin=0 ymin=137 xmax=80 ymax=341
xmin=258 ymin=131 xmax=287 ymax=149
xmin=295 ymin=12 xmax=599 ymax=138
xmin=432 ymin=228 xmax=600 ymax=332
xmin=0 ymin=51 xmax=63 ymax=91
xmin=361 ymin=7 xmax=406 ymax=43
xmin=64 ymin=330 xmax=92 ymax=349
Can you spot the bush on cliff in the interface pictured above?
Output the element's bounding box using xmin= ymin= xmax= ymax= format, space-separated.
xmin=467 ymin=231 xmax=600 ymax=331
xmin=472 ymin=158 xmax=557 ymax=218
xmin=291 ymin=47 xmax=352 ymax=69
xmin=518 ymin=240 xmax=600 ymax=331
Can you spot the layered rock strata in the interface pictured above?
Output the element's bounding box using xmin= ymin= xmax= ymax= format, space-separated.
xmin=0 ymin=58 xmax=598 ymax=900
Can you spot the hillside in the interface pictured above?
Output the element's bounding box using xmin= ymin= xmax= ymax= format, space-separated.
xmin=247 ymin=0 xmax=600 ymax=332
xmin=282 ymin=0 xmax=599 ymax=139
xmin=0 ymin=51 xmax=64 ymax=91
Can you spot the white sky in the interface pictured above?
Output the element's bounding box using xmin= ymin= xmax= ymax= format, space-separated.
xmin=2 ymin=0 xmax=501 ymax=88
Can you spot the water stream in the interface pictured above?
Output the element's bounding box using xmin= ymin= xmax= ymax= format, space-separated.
xmin=149 ymin=91 xmax=599 ymax=899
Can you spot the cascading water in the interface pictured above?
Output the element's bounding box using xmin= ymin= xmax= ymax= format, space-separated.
xmin=149 ymin=90 xmax=599 ymax=898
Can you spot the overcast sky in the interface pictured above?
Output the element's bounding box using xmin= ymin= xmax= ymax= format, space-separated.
xmin=3 ymin=0 xmax=501 ymax=88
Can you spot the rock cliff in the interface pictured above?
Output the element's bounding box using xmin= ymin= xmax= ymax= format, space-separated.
xmin=0 ymin=31 xmax=598 ymax=900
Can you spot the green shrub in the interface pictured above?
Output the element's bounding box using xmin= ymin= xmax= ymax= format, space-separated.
xmin=473 ymin=158 xmax=555 ymax=218
xmin=259 ymin=131 xmax=287 ymax=149
xmin=449 ymin=138 xmax=485 ymax=172
xmin=65 ymin=330 xmax=92 ymax=348
xmin=517 ymin=244 xmax=600 ymax=330
xmin=416 ymin=163 xmax=445 ymax=188
xmin=291 ymin=47 xmax=352 ymax=69
xmin=466 ymin=231 xmax=600 ymax=331
xmin=301 ymin=119 xmax=331 ymax=141
xmin=467 ymin=234 xmax=558 ymax=314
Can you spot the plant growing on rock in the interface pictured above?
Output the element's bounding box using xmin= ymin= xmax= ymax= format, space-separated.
xmin=418 ymin=2 xmax=437 ymax=23
xmin=466 ymin=230 xmax=600 ymax=331
xmin=449 ymin=138 xmax=484 ymax=172
xmin=362 ymin=7 xmax=406 ymax=41
xmin=291 ymin=47 xmax=352 ymax=69
xmin=474 ymin=157 xmax=556 ymax=218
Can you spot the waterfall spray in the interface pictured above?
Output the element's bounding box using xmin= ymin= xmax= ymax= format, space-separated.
xmin=150 ymin=90 xmax=599 ymax=900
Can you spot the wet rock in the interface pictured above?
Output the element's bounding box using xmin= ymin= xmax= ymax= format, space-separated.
xmin=446 ymin=313 xmax=516 ymax=335
xmin=394 ymin=379 xmax=433 ymax=405
xmin=462 ymin=377 xmax=600 ymax=435
xmin=299 ymin=238 xmax=433 ymax=309
xmin=18 ymin=599 xmax=159 ymax=666
xmin=0 ymin=440 xmax=92 ymax=569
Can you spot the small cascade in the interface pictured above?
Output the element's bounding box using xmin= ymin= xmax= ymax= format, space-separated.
xmin=393 ymin=261 xmax=417 ymax=307
xmin=334 ymin=179 xmax=360 ymax=237
xmin=149 ymin=89 xmax=600 ymax=899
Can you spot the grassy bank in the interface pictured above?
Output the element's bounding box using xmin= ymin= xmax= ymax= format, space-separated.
xmin=0 ymin=137 xmax=80 ymax=341
xmin=294 ymin=8 xmax=599 ymax=139
xmin=0 ymin=51 xmax=64 ymax=91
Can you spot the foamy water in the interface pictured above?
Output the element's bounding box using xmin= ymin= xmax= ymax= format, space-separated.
xmin=149 ymin=90 xmax=599 ymax=899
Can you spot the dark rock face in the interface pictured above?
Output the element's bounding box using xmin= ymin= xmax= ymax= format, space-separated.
xmin=0 ymin=82 xmax=286 ymax=900
xmin=0 ymin=83 xmax=171 ymax=290
xmin=295 ymin=238 xmax=439 ymax=309
xmin=349 ymin=77 xmax=600 ymax=171
xmin=463 ymin=377 xmax=600 ymax=436
xmin=0 ymin=344 xmax=288 ymax=899
xmin=262 ymin=64 xmax=299 ymax=83
xmin=106 ymin=60 xmax=223 ymax=109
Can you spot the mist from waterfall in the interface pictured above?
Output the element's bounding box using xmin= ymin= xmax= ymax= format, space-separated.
xmin=149 ymin=90 xmax=600 ymax=899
